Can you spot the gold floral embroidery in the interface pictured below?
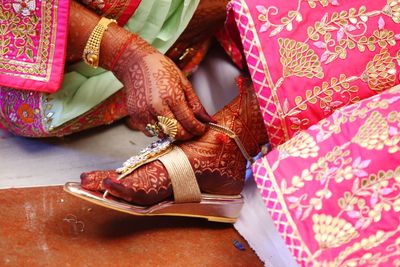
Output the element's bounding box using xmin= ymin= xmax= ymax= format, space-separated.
xmin=285 ymin=47 xmax=399 ymax=131
xmin=352 ymin=111 xmax=400 ymax=152
xmin=277 ymin=131 xmax=319 ymax=159
xmin=361 ymin=48 xmax=397 ymax=91
xmin=327 ymin=227 xmax=400 ymax=266
xmin=283 ymin=145 xmax=354 ymax=220
xmin=257 ymin=0 xmax=336 ymax=36
xmin=305 ymin=0 xmax=333 ymax=9
xmin=383 ymin=0 xmax=400 ymax=23
xmin=310 ymin=167 xmax=400 ymax=264
xmin=388 ymin=110 xmax=400 ymax=124
xmin=0 ymin=0 xmax=58 ymax=81
xmin=338 ymin=167 xmax=400 ymax=229
xmin=254 ymin=1 xmax=400 ymax=145
xmin=278 ymin=38 xmax=324 ymax=79
xmin=284 ymin=74 xmax=359 ymax=130
xmin=312 ymin=214 xmax=359 ymax=249
xmin=339 ymin=243 xmax=400 ymax=267
xmin=308 ymin=92 xmax=398 ymax=145
xmin=272 ymin=6 xmax=399 ymax=134
xmin=307 ymin=7 xmax=396 ymax=65
xmin=256 ymin=2 xmax=303 ymax=36
xmin=270 ymin=132 xmax=319 ymax=175
xmin=353 ymin=111 xmax=389 ymax=150
xmin=305 ymin=161 xmax=400 ymax=265
xmin=0 ymin=5 xmax=38 ymax=60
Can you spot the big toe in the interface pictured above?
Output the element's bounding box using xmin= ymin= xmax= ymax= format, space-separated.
xmin=80 ymin=170 xmax=119 ymax=191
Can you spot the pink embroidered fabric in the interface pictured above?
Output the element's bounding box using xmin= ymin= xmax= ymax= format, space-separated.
xmin=0 ymin=0 xmax=144 ymax=137
xmin=229 ymin=0 xmax=400 ymax=147
xmin=0 ymin=0 xmax=69 ymax=93
xmin=0 ymin=87 xmax=128 ymax=137
xmin=252 ymin=85 xmax=400 ymax=266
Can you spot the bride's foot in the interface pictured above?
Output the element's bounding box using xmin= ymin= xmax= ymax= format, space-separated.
xmin=80 ymin=79 xmax=268 ymax=206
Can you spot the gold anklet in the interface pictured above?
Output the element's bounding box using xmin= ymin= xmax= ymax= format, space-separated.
xmin=209 ymin=123 xmax=254 ymax=164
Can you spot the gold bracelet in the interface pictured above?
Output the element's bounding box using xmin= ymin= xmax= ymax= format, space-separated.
xmin=83 ymin=17 xmax=116 ymax=68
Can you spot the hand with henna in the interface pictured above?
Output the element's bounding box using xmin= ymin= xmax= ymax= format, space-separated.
xmin=111 ymin=39 xmax=215 ymax=140
xmin=66 ymin=1 xmax=214 ymax=140
xmin=81 ymin=79 xmax=269 ymax=206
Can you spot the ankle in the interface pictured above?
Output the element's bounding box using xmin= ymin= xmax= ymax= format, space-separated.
xmin=214 ymin=79 xmax=268 ymax=158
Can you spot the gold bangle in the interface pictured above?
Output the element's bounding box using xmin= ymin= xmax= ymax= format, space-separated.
xmin=83 ymin=17 xmax=116 ymax=68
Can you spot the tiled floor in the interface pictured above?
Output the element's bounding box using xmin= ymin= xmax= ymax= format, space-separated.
xmin=0 ymin=186 xmax=262 ymax=266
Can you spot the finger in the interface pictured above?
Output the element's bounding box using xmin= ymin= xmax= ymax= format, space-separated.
xmin=127 ymin=108 xmax=163 ymax=138
xmin=126 ymin=117 xmax=155 ymax=137
xmin=168 ymin=98 xmax=208 ymax=137
xmin=181 ymin=78 xmax=216 ymax=123
xmin=125 ymin=116 xmax=144 ymax=131
xmin=159 ymin=109 xmax=193 ymax=140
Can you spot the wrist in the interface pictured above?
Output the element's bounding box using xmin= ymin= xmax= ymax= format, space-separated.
xmin=83 ymin=17 xmax=117 ymax=68
xmin=99 ymin=23 xmax=134 ymax=70
xmin=67 ymin=1 xmax=134 ymax=69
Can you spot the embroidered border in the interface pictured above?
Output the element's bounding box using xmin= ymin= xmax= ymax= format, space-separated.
xmin=231 ymin=0 xmax=290 ymax=146
xmin=252 ymin=157 xmax=312 ymax=265
xmin=0 ymin=0 xmax=59 ymax=82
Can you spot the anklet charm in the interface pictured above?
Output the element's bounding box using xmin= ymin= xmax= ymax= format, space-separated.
xmin=209 ymin=123 xmax=254 ymax=164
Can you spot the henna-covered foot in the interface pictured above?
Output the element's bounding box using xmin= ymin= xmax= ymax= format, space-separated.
xmin=81 ymin=79 xmax=268 ymax=206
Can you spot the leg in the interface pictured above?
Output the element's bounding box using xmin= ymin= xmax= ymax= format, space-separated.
xmin=81 ymin=78 xmax=268 ymax=206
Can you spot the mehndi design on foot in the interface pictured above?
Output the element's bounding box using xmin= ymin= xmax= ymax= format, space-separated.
xmin=67 ymin=78 xmax=268 ymax=222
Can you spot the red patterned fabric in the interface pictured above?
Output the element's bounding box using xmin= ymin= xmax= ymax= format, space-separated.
xmin=78 ymin=0 xmax=142 ymax=26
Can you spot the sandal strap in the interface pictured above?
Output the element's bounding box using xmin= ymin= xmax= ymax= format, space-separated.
xmin=158 ymin=146 xmax=202 ymax=203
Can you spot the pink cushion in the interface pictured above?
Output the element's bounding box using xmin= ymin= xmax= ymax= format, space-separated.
xmin=230 ymin=0 xmax=400 ymax=147
xmin=252 ymin=85 xmax=400 ymax=266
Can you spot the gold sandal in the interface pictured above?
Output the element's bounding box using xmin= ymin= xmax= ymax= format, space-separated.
xmin=64 ymin=123 xmax=252 ymax=223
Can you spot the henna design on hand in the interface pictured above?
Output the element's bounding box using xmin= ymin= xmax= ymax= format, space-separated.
xmin=66 ymin=1 xmax=132 ymax=67
xmin=65 ymin=1 xmax=218 ymax=139
xmin=81 ymin=79 xmax=268 ymax=205
xmin=112 ymin=39 xmax=212 ymax=140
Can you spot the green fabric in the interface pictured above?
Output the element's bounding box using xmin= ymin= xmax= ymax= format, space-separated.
xmin=50 ymin=68 xmax=123 ymax=127
xmin=48 ymin=0 xmax=200 ymax=129
xmin=124 ymin=0 xmax=199 ymax=53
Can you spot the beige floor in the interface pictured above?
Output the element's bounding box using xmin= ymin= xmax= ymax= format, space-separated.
xmin=0 ymin=123 xmax=151 ymax=189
